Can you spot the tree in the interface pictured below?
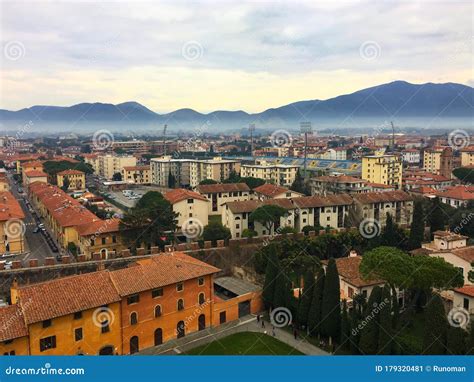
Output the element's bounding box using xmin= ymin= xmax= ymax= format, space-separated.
xmin=453 ymin=167 xmax=474 ymax=184
xmin=377 ymin=285 xmax=393 ymax=354
xmin=168 ymin=170 xmax=177 ymax=188
xmin=379 ymin=213 xmax=406 ymax=247
xmin=321 ymin=258 xmax=341 ymax=344
xmin=446 ymin=327 xmax=466 ymax=355
xmin=273 ymin=271 xmax=292 ymax=310
xmin=308 ymin=268 xmax=325 ymax=335
xmin=408 ymin=199 xmax=425 ymax=250
xmin=242 ymin=228 xmax=257 ymax=238
xmin=112 ymin=172 xmax=122 ymax=181
xmin=358 ymin=286 xmax=382 ymax=354
xmin=202 ymin=221 xmax=231 ymax=245
xmin=199 ymin=179 xmax=217 ymax=185
xmin=429 ymin=197 xmax=445 ymax=234
xmin=263 ymin=251 xmax=279 ymax=309
xmin=340 ymin=300 xmax=351 ymax=350
xmin=249 ymin=205 xmax=287 ymax=234
xmin=67 ymin=242 xmax=78 ymax=256
xmin=61 ymin=176 xmax=70 ymax=192
xmin=0 ymin=160 xmax=5 ymax=168
xmin=290 ymin=169 xmax=310 ymax=195
xmin=302 ymin=225 xmax=323 ymax=235
xmin=135 ymin=191 xmax=165 ymax=209
xmin=422 ymin=293 xmax=447 ymax=355
xmin=279 ymin=226 xmax=297 ymax=234
xmin=466 ymin=323 xmax=474 ymax=355
xmin=297 ymin=269 xmax=315 ymax=327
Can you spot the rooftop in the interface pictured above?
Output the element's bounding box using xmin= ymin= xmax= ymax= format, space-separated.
xmin=253 ymin=183 xmax=292 ymax=197
xmin=196 ymin=182 xmax=250 ymax=194
xmin=323 ymin=256 xmax=385 ymax=288
xmin=0 ymin=191 xmax=25 ymax=222
xmin=164 ymin=188 xmax=208 ymax=204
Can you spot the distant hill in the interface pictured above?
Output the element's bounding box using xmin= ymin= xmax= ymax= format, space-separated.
xmin=1 ymin=81 xmax=472 ymax=132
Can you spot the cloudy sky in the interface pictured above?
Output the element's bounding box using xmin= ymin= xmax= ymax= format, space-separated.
xmin=0 ymin=0 xmax=472 ymax=113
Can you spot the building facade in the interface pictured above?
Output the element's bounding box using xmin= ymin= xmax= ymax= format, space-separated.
xmin=361 ymin=154 xmax=402 ymax=189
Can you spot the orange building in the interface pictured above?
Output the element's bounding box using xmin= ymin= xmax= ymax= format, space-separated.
xmin=0 ymin=252 xmax=263 ymax=355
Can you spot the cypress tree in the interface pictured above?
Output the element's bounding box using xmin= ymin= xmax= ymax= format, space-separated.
xmin=422 ymin=294 xmax=447 ymax=354
xmin=377 ymin=285 xmax=393 ymax=354
xmin=391 ymin=286 xmax=400 ymax=329
xmin=408 ymin=200 xmax=424 ymax=249
xmin=429 ymin=198 xmax=445 ymax=234
xmin=321 ymin=258 xmax=341 ymax=343
xmin=308 ymin=268 xmax=325 ymax=335
xmin=466 ymin=324 xmax=474 ymax=355
xmin=359 ymin=286 xmax=382 ymax=354
xmin=349 ymin=302 xmax=361 ymax=354
xmin=262 ymin=251 xmax=279 ymax=309
xmin=340 ymin=300 xmax=350 ymax=350
xmin=447 ymin=327 xmax=466 ymax=355
xmin=273 ymin=266 xmax=290 ymax=310
xmin=297 ymin=269 xmax=315 ymax=327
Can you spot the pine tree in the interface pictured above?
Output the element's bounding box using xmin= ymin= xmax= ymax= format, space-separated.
xmin=297 ymin=270 xmax=315 ymax=327
xmin=422 ymin=294 xmax=447 ymax=354
xmin=466 ymin=324 xmax=474 ymax=355
xmin=262 ymin=251 xmax=279 ymax=309
xmin=446 ymin=327 xmax=466 ymax=355
xmin=377 ymin=285 xmax=392 ymax=354
xmin=321 ymin=258 xmax=341 ymax=343
xmin=408 ymin=200 xmax=424 ymax=249
xmin=308 ymin=268 xmax=325 ymax=335
xmin=340 ymin=300 xmax=350 ymax=350
xmin=358 ymin=286 xmax=382 ymax=354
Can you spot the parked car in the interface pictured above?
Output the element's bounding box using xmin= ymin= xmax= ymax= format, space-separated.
xmin=0 ymin=260 xmax=12 ymax=270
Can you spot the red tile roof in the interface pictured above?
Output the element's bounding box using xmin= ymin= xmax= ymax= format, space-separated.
xmin=323 ymin=256 xmax=385 ymax=288
xmin=196 ymin=183 xmax=250 ymax=194
xmin=0 ymin=191 xmax=25 ymax=221
xmin=164 ymin=188 xmax=208 ymax=204
xmin=314 ymin=175 xmax=364 ymax=184
xmin=0 ymin=305 xmax=28 ymax=341
xmin=57 ymin=169 xmax=84 ymax=176
xmin=352 ymin=190 xmax=413 ymax=204
xmin=75 ymin=219 xmax=120 ymax=236
xmin=122 ymin=166 xmax=150 ymax=171
xmin=435 ymin=186 xmax=474 ymax=201
xmin=451 ymin=247 xmax=474 ymax=263
xmin=254 ymin=184 xmax=291 ymax=197
xmin=24 ymin=170 xmax=48 ymax=178
xmin=454 ymin=285 xmax=474 ymax=298
xmin=225 ymin=198 xmax=295 ymax=214
xmin=292 ymin=194 xmax=353 ymax=208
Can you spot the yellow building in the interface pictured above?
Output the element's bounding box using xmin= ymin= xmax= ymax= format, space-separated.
xmin=97 ymin=154 xmax=137 ymax=180
xmin=122 ymin=165 xmax=151 ymax=184
xmin=20 ymin=161 xmax=44 ymax=183
xmin=461 ymin=146 xmax=474 ymax=167
xmin=240 ymin=161 xmax=299 ymax=186
xmin=0 ymin=177 xmax=10 ymax=191
xmin=361 ymin=154 xmax=402 ymax=189
xmin=0 ymin=191 xmax=26 ymax=255
xmin=423 ymin=147 xmax=444 ymax=173
xmin=23 ymin=170 xmax=48 ymax=187
xmin=57 ymin=169 xmax=86 ymax=191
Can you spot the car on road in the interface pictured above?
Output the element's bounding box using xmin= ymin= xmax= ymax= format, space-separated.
xmin=33 ymin=227 xmax=40 ymax=233
xmin=0 ymin=260 xmax=12 ymax=270
xmin=17 ymin=187 xmax=23 ymax=194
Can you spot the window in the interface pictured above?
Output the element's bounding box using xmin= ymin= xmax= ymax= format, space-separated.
xmin=39 ymin=336 xmax=56 ymax=352
xmin=74 ymin=328 xmax=83 ymax=341
xmin=198 ymin=277 xmax=204 ymax=286
xmin=102 ymin=237 xmax=106 ymax=245
xmin=177 ymin=299 xmax=184 ymax=311
xmin=152 ymin=288 xmax=163 ymax=298
xmin=130 ymin=312 xmax=138 ymax=325
xmin=73 ymin=311 xmax=82 ymax=320
xmin=199 ymin=293 xmax=205 ymax=305
xmin=90 ymin=239 xmax=95 ymax=246
xmin=112 ymin=235 xmax=117 ymax=243
xmin=176 ymin=282 xmax=184 ymax=292
xmin=187 ymin=199 xmax=194 ymax=204
xmin=42 ymin=319 xmax=52 ymax=328
xmin=154 ymin=305 xmax=162 ymax=318
xmin=127 ymin=294 xmax=139 ymax=305
xmin=101 ymin=322 xmax=110 ymax=333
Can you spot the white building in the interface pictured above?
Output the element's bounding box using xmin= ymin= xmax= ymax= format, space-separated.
xmin=196 ymin=183 xmax=251 ymax=216
xmin=240 ymin=161 xmax=299 ymax=187
xmin=164 ymin=188 xmax=209 ymax=234
xmin=402 ymin=149 xmax=421 ymax=164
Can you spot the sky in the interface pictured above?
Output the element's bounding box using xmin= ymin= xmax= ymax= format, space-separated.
xmin=0 ymin=0 xmax=472 ymax=113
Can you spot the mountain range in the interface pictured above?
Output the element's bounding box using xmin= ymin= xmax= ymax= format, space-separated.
xmin=1 ymin=81 xmax=472 ymax=133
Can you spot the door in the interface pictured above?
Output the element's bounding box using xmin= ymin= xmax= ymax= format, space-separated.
xmin=130 ymin=336 xmax=139 ymax=354
xmin=177 ymin=321 xmax=185 ymax=338
xmin=219 ymin=311 xmax=226 ymax=324
xmin=238 ymin=300 xmax=251 ymax=318
xmin=198 ymin=314 xmax=205 ymax=331
xmin=98 ymin=346 xmax=114 ymax=355
xmin=154 ymin=328 xmax=163 ymax=346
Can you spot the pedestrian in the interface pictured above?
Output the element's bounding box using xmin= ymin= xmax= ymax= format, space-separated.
xmin=256 ymin=314 xmax=260 ymax=323
xmin=293 ymin=328 xmax=298 ymax=340
xmin=272 ymin=327 xmax=276 ymax=337
xmin=261 ymin=320 xmax=265 ymax=329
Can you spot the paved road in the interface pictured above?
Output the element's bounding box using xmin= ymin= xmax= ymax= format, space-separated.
xmin=7 ymin=174 xmax=57 ymax=265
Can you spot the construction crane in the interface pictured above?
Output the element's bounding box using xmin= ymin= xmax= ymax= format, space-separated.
xmin=300 ymin=121 xmax=313 ymax=178
xmin=162 ymin=124 xmax=168 ymax=156
xmin=249 ymin=124 xmax=255 ymax=156
xmin=390 ymin=121 xmax=395 ymax=152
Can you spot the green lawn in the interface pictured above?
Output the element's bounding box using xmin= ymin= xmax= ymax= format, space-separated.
xmin=186 ymin=332 xmax=304 ymax=355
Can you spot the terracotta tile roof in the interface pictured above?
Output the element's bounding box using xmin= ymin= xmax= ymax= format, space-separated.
xmin=322 ymin=256 xmax=385 ymax=288
xmin=433 ymin=230 xmax=468 ymax=241
xmin=17 ymin=271 xmax=121 ymax=324
xmin=292 ymin=194 xmax=353 ymax=208
xmin=109 ymin=252 xmax=220 ymax=296
xmin=22 ymin=161 xmax=43 ymax=168
xmin=410 ymin=186 xmax=437 ymax=194
xmin=164 ymin=188 xmax=208 ymax=204
xmin=196 ymin=183 xmax=250 ymax=194
xmin=454 ymin=285 xmax=474 ymax=297
xmin=122 ymin=165 xmax=150 ymax=171
xmin=0 ymin=191 xmax=25 ymax=221
xmin=352 ymin=190 xmax=413 ymax=204
xmin=451 ymin=247 xmax=474 ymax=263
xmin=57 ymin=169 xmax=84 ymax=176
xmin=75 ymin=218 xmax=121 ymax=236
xmin=24 ymin=170 xmax=48 ymax=177
xmin=314 ymin=175 xmax=364 ymax=184
xmin=435 ymin=186 xmax=474 ymax=201
xmin=254 ymin=184 xmax=290 ymax=197
xmin=0 ymin=305 xmax=28 ymax=341
xmin=365 ymin=182 xmax=395 ymax=189
xmin=225 ymin=198 xmax=294 ymax=214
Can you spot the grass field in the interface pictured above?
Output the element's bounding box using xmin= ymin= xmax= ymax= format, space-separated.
xmin=186 ymin=332 xmax=304 ymax=355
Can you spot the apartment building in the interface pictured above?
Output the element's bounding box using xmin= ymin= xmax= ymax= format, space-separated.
xmin=311 ymin=175 xmax=369 ymax=195
xmin=196 ymin=183 xmax=251 ymax=216
xmin=435 ymin=186 xmax=474 ymax=208
xmin=253 ymin=184 xmax=303 ymax=201
xmin=460 ymin=146 xmax=474 ymax=167
xmin=240 ymin=161 xmax=299 ymax=187
xmin=0 ymin=191 xmax=26 ymax=254
xmin=164 ymin=189 xmax=209 ymax=232
xmin=0 ymin=252 xmax=262 ymax=356
xmin=401 ymin=149 xmax=421 ymax=165
xmin=20 ymin=160 xmax=44 ymax=183
xmin=151 ymin=156 xmax=241 ymax=188
xmin=57 ymin=169 xmax=86 ymax=191
xmin=122 ymin=165 xmax=151 ymax=185
xmin=423 ymin=146 xmax=453 ymax=178
xmin=85 ymin=154 xmax=137 ymax=180
xmin=361 ymin=154 xmax=402 ymax=189
xmin=23 ymin=170 xmax=48 ymax=187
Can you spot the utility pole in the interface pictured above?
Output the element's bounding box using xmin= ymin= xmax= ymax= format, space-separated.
xmin=300 ymin=121 xmax=312 ymax=178
xmin=390 ymin=121 xmax=395 ymax=152
xmin=249 ymin=124 xmax=255 ymax=156
xmin=163 ymin=124 xmax=168 ymax=156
